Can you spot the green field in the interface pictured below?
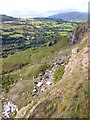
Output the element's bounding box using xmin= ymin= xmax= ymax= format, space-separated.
xmin=1 ymin=18 xmax=78 ymax=58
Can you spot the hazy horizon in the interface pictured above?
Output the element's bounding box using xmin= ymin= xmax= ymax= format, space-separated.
xmin=0 ymin=0 xmax=89 ymax=18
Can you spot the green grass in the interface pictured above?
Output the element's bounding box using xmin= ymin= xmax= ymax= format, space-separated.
xmin=2 ymin=36 xmax=69 ymax=95
xmin=2 ymin=37 xmax=69 ymax=73
xmin=44 ymin=99 xmax=57 ymax=117
xmin=69 ymin=81 xmax=88 ymax=118
xmin=79 ymin=38 xmax=87 ymax=51
xmin=20 ymin=63 xmax=51 ymax=80
xmin=10 ymin=34 xmax=23 ymax=38
xmin=2 ymin=19 xmax=78 ymax=59
xmin=53 ymin=65 xmax=65 ymax=84
xmin=2 ymin=75 xmax=17 ymax=93
xmin=2 ymin=32 xmax=13 ymax=35
xmin=53 ymin=60 xmax=68 ymax=84
xmin=60 ymin=32 xmax=68 ymax=36
xmin=2 ymin=63 xmax=51 ymax=93
xmin=2 ymin=36 xmax=69 ymax=112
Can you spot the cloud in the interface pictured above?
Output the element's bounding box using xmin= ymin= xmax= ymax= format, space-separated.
xmin=0 ymin=0 xmax=89 ymax=17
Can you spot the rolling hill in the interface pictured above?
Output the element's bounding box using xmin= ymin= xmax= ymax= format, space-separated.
xmin=0 ymin=14 xmax=17 ymax=22
xmin=48 ymin=12 xmax=88 ymax=22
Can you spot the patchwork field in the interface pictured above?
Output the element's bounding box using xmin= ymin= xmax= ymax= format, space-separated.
xmin=1 ymin=18 xmax=78 ymax=58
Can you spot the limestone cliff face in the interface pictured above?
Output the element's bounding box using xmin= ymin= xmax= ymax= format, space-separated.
xmin=68 ymin=22 xmax=88 ymax=45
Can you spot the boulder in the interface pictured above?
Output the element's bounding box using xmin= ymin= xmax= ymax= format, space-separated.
xmin=38 ymin=77 xmax=42 ymax=80
xmin=33 ymin=89 xmax=38 ymax=93
xmin=46 ymin=81 xmax=52 ymax=85
xmin=32 ymin=93 xmax=37 ymax=97
xmin=36 ymin=82 xmax=43 ymax=87
xmin=34 ymin=81 xmax=38 ymax=84
xmin=39 ymin=71 xmax=45 ymax=77
xmin=44 ymin=74 xmax=49 ymax=79
xmin=47 ymin=41 xmax=52 ymax=47
xmin=72 ymin=48 xmax=79 ymax=56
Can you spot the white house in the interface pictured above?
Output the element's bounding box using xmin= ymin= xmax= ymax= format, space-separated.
xmin=27 ymin=35 xmax=30 ymax=40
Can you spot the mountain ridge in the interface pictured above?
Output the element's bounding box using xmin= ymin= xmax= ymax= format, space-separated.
xmin=48 ymin=12 xmax=88 ymax=22
xmin=0 ymin=14 xmax=17 ymax=22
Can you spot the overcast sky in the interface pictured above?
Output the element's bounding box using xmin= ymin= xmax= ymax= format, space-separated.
xmin=0 ymin=0 xmax=89 ymax=18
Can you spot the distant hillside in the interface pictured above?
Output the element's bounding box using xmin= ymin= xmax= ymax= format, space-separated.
xmin=0 ymin=14 xmax=17 ymax=22
xmin=48 ymin=12 xmax=88 ymax=22
xmin=34 ymin=17 xmax=64 ymax=23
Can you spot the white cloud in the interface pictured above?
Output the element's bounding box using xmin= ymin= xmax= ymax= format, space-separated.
xmin=0 ymin=0 xmax=89 ymax=17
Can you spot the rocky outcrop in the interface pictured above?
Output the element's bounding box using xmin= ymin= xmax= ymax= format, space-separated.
xmin=68 ymin=22 xmax=88 ymax=45
xmin=72 ymin=47 xmax=79 ymax=56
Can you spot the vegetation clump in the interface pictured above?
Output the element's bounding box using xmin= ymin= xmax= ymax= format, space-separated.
xmin=2 ymin=75 xmax=17 ymax=93
xmin=53 ymin=60 xmax=68 ymax=84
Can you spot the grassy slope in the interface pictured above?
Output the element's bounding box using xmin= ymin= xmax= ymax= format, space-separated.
xmin=27 ymin=38 xmax=88 ymax=118
xmin=14 ymin=37 xmax=88 ymax=118
xmin=2 ymin=36 xmax=69 ymax=109
xmin=2 ymin=22 xmax=88 ymax=118
xmin=2 ymin=37 xmax=68 ymax=73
